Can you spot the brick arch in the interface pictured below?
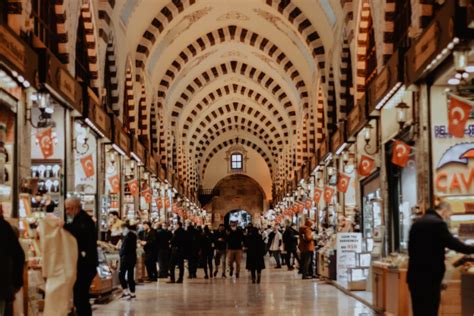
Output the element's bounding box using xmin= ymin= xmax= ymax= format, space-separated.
xmin=356 ymin=0 xmax=377 ymax=99
xmin=169 ymin=60 xmax=298 ymax=127
xmin=327 ymin=66 xmax=337 ymax=134
xmin=78 ymin=2 xmax=100 ymax=89
xmin=339 ymin=38 xmax=354 ymax=117
xmin=135 ymin=0 xmax=326 ymax=85
xmin=177 ymin=83 xmax=292 ymax=138
xmin=104 ymin=34 xmax=119 ymax=116
xmin=155 ymin=25 xmax=309 ymax=115
xmin=200 ymin=137 xmax=275 ymax=180
xmin=124 ymin=62 xmax=135 ymax=130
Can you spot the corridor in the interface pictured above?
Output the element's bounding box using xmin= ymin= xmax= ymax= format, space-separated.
xmin=94 ymin=268 xmax=374 ymax=316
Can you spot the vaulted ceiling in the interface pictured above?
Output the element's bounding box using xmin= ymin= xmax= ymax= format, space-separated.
xmin=112 ymin=0 xmax=342 ymax=201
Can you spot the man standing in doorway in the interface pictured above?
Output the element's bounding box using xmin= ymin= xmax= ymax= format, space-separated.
xmin=407 ymin=202 xmax=474 ymax=316
xmin=227 ymin=220 xmax=244 ymax=278
xmin=64 ymin=197 xmax=98 ymax=316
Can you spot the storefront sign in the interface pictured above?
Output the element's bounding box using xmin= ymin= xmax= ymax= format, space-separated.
xmin=135 ymin=140 xmax=146 ymax=164
xmin=318 ymin=139 xmax=328 ymax=162
xmin=414 ymin=23 xmax=439 ymax=73
xmin=331 ymin=126 xmax=345 ymax=153
xmin=337 ymin=233 xmax=362 ymax=282
xmin=39 ymin=50 xmax=82 ymax=112
xmin=147 ymin=155 xmax=158 ymax=175
xmin=0 ymin=25 xmax=38 ymax=87
xmin=347 ymin=98 xmax=367 ymax=139
xmin=113 ymin=118 xmax=130 ymax=156
xmin=84 ymin=88 xmax=111 ymax=139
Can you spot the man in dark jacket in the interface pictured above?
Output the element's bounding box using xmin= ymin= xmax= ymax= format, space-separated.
xmin=0 ymin=207 xmax=25 ymax=316
xmin=214 ymin=224 xmax=227 ymax=278
xmin=141 ymin=221 xmax=158 ymax=281
xmin=226 ymin=221 xmax=244 ymax=278
xmin=185 ymin=224 xmax=200 ymax=279
xmin=64 ymin=197 xmax=98 ymax=316
xmin=283 ymin=221 xmax=300 ymax=270
xmin=119 ymin=223 xmax=137 ymax=300
xmin=407 ymin=202 xmax=474 ymax=316
xmin=168 ymin=222 xmax=186 ymax=283
xmin=156 ymin=223 xmax=172 ymax=278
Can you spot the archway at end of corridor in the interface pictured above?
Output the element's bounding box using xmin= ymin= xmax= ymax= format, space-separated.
xmin=224 ymin=209 xmax=252 ymax=228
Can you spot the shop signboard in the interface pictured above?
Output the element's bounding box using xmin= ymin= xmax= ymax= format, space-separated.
xmin=84 ymin=87 xmax=112 ymax=140
xmin=113 ymin=118 xmax=130 ymax=156
xmin=346 ymin=97 xmax=367 ymax=141
xmin=135 ymin=140 xmax=146 ymax=165
xmin=318 ymin=138 xmax=328 ymax=162
xmin=0 ymin=25 xmax=38 ymax=86
xmin=368 ymin=51 xmax=401 ymax=114
xmin=331 ymin=125 xmax=345 ymax=154
xmin=431 ymin=89 xmax=474 ymax=213
xmin=406 ymin=2 xmax=466 ymax=84
xmin=336 ymin=233 xmax=362 ymax=283
xmin=147 ymin=155 xmax=158 ymax=175
xmin=38 ymin=49 xmax=83 ymax=113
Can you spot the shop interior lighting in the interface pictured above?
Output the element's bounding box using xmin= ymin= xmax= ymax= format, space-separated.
xmin=425 ymin=37 xmax=459 ymax=72
xmin=112 ymin=144 xmax=126 ymax=156
xmin=131 ymin=152 xmax=142 ymax=165
xmin=85 ymin=118 xmax=105 ymax=138
xmin=363 ymin=122 xmax=379 ymax=155
xmin=375 ymin=82 xmax=403 ymax=110
xmin=335 ymin=143 xmax=347 ymax=155
xmin=395 ymin=102 xmax=410 ymax=130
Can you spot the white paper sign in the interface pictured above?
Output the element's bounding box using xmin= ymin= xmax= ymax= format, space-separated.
xmin=336 ymin=233 xmax=362 ymax=282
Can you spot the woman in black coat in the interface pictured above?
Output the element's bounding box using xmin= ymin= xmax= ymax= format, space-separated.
xmin=245 ymin=227 xmax=265 ymax=283
xmin=119 ymin=223 xmax=137 ymax=300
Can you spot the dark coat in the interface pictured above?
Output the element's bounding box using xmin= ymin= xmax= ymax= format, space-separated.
xmin=0 ymin=218 xmax=25 ymax=301
xmin=200 ymin=231 xmax=214 ymax=256
xmin=226 ymin=228 xmax=244 ymax=250
xmin=64 ymin=210 xmax=98 ymax=275
xmin=170 ymin=227 xmax=187 ymax=255
xmin=156 ymin=228 xmax=172 ymax=251
xmin=185 ymin=226 xmax=201 ymax=257
xmin=245 ymin=231 xmax=265 ymax=270
xmin=407 ymin=210 xmax=474 ymax=285
xmin=214 ymin=230 xmax=227 ymax=251
xmin=283 ymin=227 xmax=298 ymax=251
xmin=120 ymin=231 xmax=137 ymax=265
xmin=143 ymin=228 xmax=158 ymax=256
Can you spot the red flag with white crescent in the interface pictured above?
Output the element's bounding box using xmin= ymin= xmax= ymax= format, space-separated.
xmin=37 ymin=128 xmax=54 ymax=158
xmin=324 ymin=186 xmax=335 ymax=203
xmin=128 ymin=179 xmax=139 ymax=196
xmin=391 ymin=140 xmax=412 ymax=167
xmin=358 ymin=155 xmax=375 ymax=177
xmin=141 ymin=188 xmax=152 ymax=203
xmin=313 ymin=188 xmax=322 ymax=203
xmin=157 ymin=199 xmax=163 ymax=209
xmin=305 ymin=200 xmax=312 ymax=209
xmin=448 ymin=96 xmax=471 ymax=138
xmin=108 ymin=175 xmax=120 ymax=193
xmin=165 ymin=199 xmax=170 ymax=209
xmin=337 ymin=172 xmax=351 ymax=193
xmin=80 ymin=154 xmax=95 ymax=178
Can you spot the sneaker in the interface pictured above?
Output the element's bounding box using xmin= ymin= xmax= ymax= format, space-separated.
xmin=120 ymin=292 xmax=130 ymax=299
xmin=128 ymin=294 xmax=136 ymax=300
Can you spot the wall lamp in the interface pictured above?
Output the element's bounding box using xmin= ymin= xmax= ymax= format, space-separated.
xmin=363 ymin=122 xmax=379 ymax=155
xmin=26 ymin=91 xmax=55 ymax=129
xmin=395 ymin=102 xmax=409 ymax=130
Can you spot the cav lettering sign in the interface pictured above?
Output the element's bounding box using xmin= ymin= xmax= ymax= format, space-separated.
xmin=431 ymin=89 xmax=474 ymax=197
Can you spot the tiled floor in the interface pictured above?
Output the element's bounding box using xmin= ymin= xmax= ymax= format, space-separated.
xmin=93 ymin=265 xmax=374 ymax=316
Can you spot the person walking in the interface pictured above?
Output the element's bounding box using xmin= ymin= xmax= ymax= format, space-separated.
xmin=267 ymin=225 xmax=282 ymax=268
xmin=283 ymin=221 xmax=300 ymax=270
xmin=213 ymin=224 xmax=227 ymax=278
xmin=64 ymin=197 xmax=98 ymax=316
xmin=0 ymin=207 xmax=25 ymax=316
xmin=298 ymin=218 xmax=315 ymax=280
xmin=141 ymin=221 xmax=158 ymax=281
xmin=200 ymin=226 xmax=214 ymax=279
xmin=185 ymin=224 xmax=200 ymax=279
xmin=407 ymin=202 xmax=474 ymax=316
xmin=245 ymin=226 xmax=265 ymax=284
xmin=169 ymin=222 xmax=186 ymax=283
xmin=156 ymin=223 xmax=172 ymax=278
xmin=119 ymin=222 xmax=137 ymax=300
xmin=227 ymin=221 xmax=244 ymax=278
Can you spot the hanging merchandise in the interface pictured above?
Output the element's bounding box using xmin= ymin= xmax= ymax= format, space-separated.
xmin=36 ymin=127 xmax=54 ymax=159
xmin=337 ymin=173 xmax=351 ymax=193
xmin=448 ymin=95 xmax=472 ymax=138
xmin=391 ymin=140 xmax=412 ymax=168
xmin=358 ymin=155 xmax=375 ymax=177
xmin=324 ymin=186 xmax=335 ymax=203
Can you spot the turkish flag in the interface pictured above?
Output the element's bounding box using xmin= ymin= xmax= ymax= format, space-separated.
xmin=296 ymin=204 xmax=304 ymax=213
xmin=448 ymin=96 xmax=471 ymax=138
xmin=337 ymin=172 xmax=351 ymax=193
xmin=172 ymin=204 xmax=178 ymax=213
xmin=157 ymin=199 xmax=163 ymax=209
xmin=165 ymin=199 xmax=170 ymax=209
xmin=305 ymin=200 xmax=312 ymax=209
xmin=358 ymin=155 xmax=375 ymax=177
xmin=127 ymin=179 xmax=139 ymax=196
xmin=37 ymin=128 xmax=54 ymax=158
xmin=141 ymin=188 xmax=152 ymax=203
xmin=313 ymin=188 xmax=322 ymax=203
xmin=80 ymin=154 xmax=95 ymax=178
xmin=108 ymin=175 xmax=120 ymax=193
xmin=392 ymin=140 xmax=412 ymax=167
xmin=324 ymin=186 xmax=335 ymax=203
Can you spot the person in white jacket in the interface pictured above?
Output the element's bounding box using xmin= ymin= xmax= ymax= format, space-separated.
xmin=38 ymin=208 xmax=78 ymax=316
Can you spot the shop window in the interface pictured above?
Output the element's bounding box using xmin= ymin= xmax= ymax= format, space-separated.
xmin=31 ymin=0 xmax=59 ymax=57
xmin=231 ymin=153 xmax=243 ymax=170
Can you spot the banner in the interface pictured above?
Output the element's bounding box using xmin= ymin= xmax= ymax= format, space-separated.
xmin=80 ymin=154 xmax=95 ymax=178
xmin=305 ymin=200 xmax=312 ymax=209
xmin=165 ymin=199 xmax=170 ymax=209
xmin=313 ymin=188 xmax=322 ymax=203
xmin=448 ymin=95 xmax=471 ymax=138
xmin=337 ymin=172 xmax=351 ymax=193
xmin=141 ymin=188 xmax=152 ymax=203
xmin=37 ymin=128 xmax=54 ymax=158
xmin=108 ymin=175 xmax=120 ymax=194
xmin=391 ymin=140 xmax=411 ymax=167
xmin=324 ymin=186 xmax=335 ymax=203
xmin=358 ymin=155 xmax=375 ymax=177
xmin=127 ymin=179 xmax=139 ymax=196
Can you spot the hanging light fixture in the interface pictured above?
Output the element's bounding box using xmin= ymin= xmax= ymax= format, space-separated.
xmin=395 ymin=102 xmax=409 ymax=130
xmin=363 ymin=122 xmax=379 ymax=155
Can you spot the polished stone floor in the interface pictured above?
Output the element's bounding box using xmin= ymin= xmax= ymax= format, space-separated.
xmin=94 ymin=265 xmax=374 ymax=316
